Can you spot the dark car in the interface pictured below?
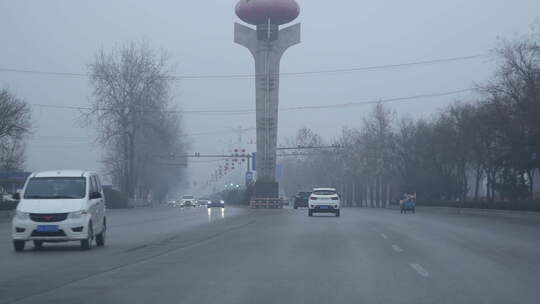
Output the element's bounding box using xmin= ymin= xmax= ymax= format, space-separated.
xmin=293 ymin=192 xmax=311 ymax=209
xmin=207 ymin=199 xmax=225 ymax=208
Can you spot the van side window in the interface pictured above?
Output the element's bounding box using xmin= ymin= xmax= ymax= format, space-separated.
xmin=95 ymin=176 xmax=102 ymax=192
xmin=89 ymin=176 xmax=97 ymax=194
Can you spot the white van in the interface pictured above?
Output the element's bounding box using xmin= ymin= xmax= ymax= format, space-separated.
xmin=11 ymin=170 xmax=107 ymax=251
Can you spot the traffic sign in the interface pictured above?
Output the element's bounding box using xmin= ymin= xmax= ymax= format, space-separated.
xmin=246 ymin=171 xmax=254 ymax=185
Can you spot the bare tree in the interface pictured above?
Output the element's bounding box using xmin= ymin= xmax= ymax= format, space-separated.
xmin=281 ymin=25 xmax=540 ymax=207
xmin=0 ymin=137 xmax=27 ymax=171
xmin=0 ymin=89 xmax=31 ymax=171
xmin=87 ymin=42 xmax=185 ymax=200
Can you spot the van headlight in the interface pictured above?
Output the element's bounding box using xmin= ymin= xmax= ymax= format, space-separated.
xmin=68 ymin=210 xmax=88 ymax=220
xmin=15 ymin=211 xmax=29 ymax=220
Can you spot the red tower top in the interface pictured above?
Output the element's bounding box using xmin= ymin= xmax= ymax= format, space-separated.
xmin=235 ymin=0 xmax=300 ymax=26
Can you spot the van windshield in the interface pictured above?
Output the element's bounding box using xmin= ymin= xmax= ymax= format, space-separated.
xmin=24 ymin=177 xmax=86 ymax=199
xmin=183 ymin=196 xmax=194 ymax=199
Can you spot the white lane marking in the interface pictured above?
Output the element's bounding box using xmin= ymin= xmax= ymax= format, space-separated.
xmin=392 ymin=244 xmax=403 ymax=252
xmin=410 ymin=263 xmax=430 ymax=277
xmin=380 ymin=233 xmax=388 ymax=239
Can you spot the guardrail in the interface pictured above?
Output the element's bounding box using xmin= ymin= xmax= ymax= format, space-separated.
xmin=250 ymin=198 xmax=284 ymax=209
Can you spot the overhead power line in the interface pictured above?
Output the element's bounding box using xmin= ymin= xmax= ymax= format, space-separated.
xmin=0 ymin=54 xmax=489 ymax=81
xmin=30 ymin=128 xmax=256 ymax=142
xmin=279 ymin=88 xmax=475 ymax=112
xmin=28 ymin=88 xmax=475 ymax=115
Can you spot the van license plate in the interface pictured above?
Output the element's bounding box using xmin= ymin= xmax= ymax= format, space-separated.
xmin=37 ymin=225 xmax=59 ymax=232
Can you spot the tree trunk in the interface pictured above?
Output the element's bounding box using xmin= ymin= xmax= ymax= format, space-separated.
xmin=375 ymin=177 xmax=380 ymax=208
xmin=128 ymin=134 xmax=136 ymax=199
xmin=526 ymin=169 xmax=534 ymax=200
xmin=386 ymin=182 xmax=390 ymax=208
xmin=369 ymin=181 xmax=374 ymax=208
xmin=122 ymin=133 xmax=130 ymax=196
xmin=474 ymin=166 xmax=482 ymax=201
xmin=351 ymin=180 xmax=357 ymax=207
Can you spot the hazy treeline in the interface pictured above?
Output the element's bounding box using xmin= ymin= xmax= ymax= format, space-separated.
xmin=281 ymin=29 xmax=540 ymax=206
xmin=87 ymin=42 xmax=187 ymax=202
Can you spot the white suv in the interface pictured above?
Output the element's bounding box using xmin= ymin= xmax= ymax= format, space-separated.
xmin=12 ymin=170 xmax=107 ymax=251
xmin=308 ymin=188 xmax=341 ymax=217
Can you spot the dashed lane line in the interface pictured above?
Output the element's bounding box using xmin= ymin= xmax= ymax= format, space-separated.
xmin=410 ymin=263 xmax=430 ymax=277
xmin=380 ymin=233 xmax=388 ymax=239
xmin=392 ymin=244 xmax=404 ymax=252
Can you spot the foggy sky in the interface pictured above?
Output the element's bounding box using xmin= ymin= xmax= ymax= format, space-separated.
xmin=1 ymin=0 xmax=539 ymax=189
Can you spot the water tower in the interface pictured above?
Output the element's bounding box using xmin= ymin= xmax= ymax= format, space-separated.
xmin=234 ymin=0 xmax=301 ymax=198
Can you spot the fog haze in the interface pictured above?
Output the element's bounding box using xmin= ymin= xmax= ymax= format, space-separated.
xmin=1 ymin=0 xmax=539 ymax=185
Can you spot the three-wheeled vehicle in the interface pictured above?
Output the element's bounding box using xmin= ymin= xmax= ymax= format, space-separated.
xmin=400 ymin=194 xmax=416 ymax=214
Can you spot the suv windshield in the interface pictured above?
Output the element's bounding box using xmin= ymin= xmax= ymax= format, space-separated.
xmin=24 ymin=177 xmax=86 ymax=199
xmin=182 ymin=196 xmax=194 ymax=199
xmin=313 ymin=190 xmax=337 ymax=196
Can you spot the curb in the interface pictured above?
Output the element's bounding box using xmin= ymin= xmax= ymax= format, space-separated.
xmin=415 ymin=206 xmax=540 ymax=220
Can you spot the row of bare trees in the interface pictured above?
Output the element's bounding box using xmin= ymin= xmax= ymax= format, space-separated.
xmin=281 ymin=28 xmax=540 ymax=206
xmin=0 ymin=89 xmax=31 ymax=172
xmin=87 ymin=42 xmax=187 ymax=202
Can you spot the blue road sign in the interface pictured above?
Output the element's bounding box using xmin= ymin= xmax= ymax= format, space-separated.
xmin=246 ymin=171 xmax=254 ymax=185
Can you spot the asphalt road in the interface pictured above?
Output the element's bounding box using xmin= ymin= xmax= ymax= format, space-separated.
xmin=1 ymin=206 xmax=539 ymax=304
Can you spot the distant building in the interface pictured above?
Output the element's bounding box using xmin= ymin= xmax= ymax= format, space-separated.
xmin=0 ymin=170 xmax=31 ymax=194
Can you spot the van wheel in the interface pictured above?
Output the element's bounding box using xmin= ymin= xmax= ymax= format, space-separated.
xmin=33 ymin=240 xmax=43 ymax=249
xmin=13 ymin=240 xmax=25 ymax=252
xmin=308 ymin=210 xmax=313 ymax=217
xmin=81 ymin=223 xmax=93 ymax=250
xmin=335 ymin=210 xmax=340 ymax=217
xmin=96 ymin=219 xmax=106 ymax=247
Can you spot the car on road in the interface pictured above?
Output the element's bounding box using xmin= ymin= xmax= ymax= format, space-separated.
xmin=308 ymin=188 xmax=340 ymax=217
xmin=207 ymin=199 xmax=225 ymax=208
xmin=198 ymin=199 xmax=210 ymax=206
xmin=181 ymin=195 xmax=197 ymax=207
xmin=293 ymin=191 xmax=311 ymax=209
xmin=11 ymin=170 xmax=107 ymax=251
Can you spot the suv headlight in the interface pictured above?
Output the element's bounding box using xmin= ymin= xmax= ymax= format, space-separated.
xmin=15 ymin=211 xmax=29 ymax=220
xmin=68 ymin=210 xmax=88 ymax=220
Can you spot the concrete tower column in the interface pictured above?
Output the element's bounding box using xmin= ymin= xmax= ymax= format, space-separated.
xmin=234 ymin=22 xmax=300 ymax=198
xmin=234 ymin=0 xmax=301 ymax=198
